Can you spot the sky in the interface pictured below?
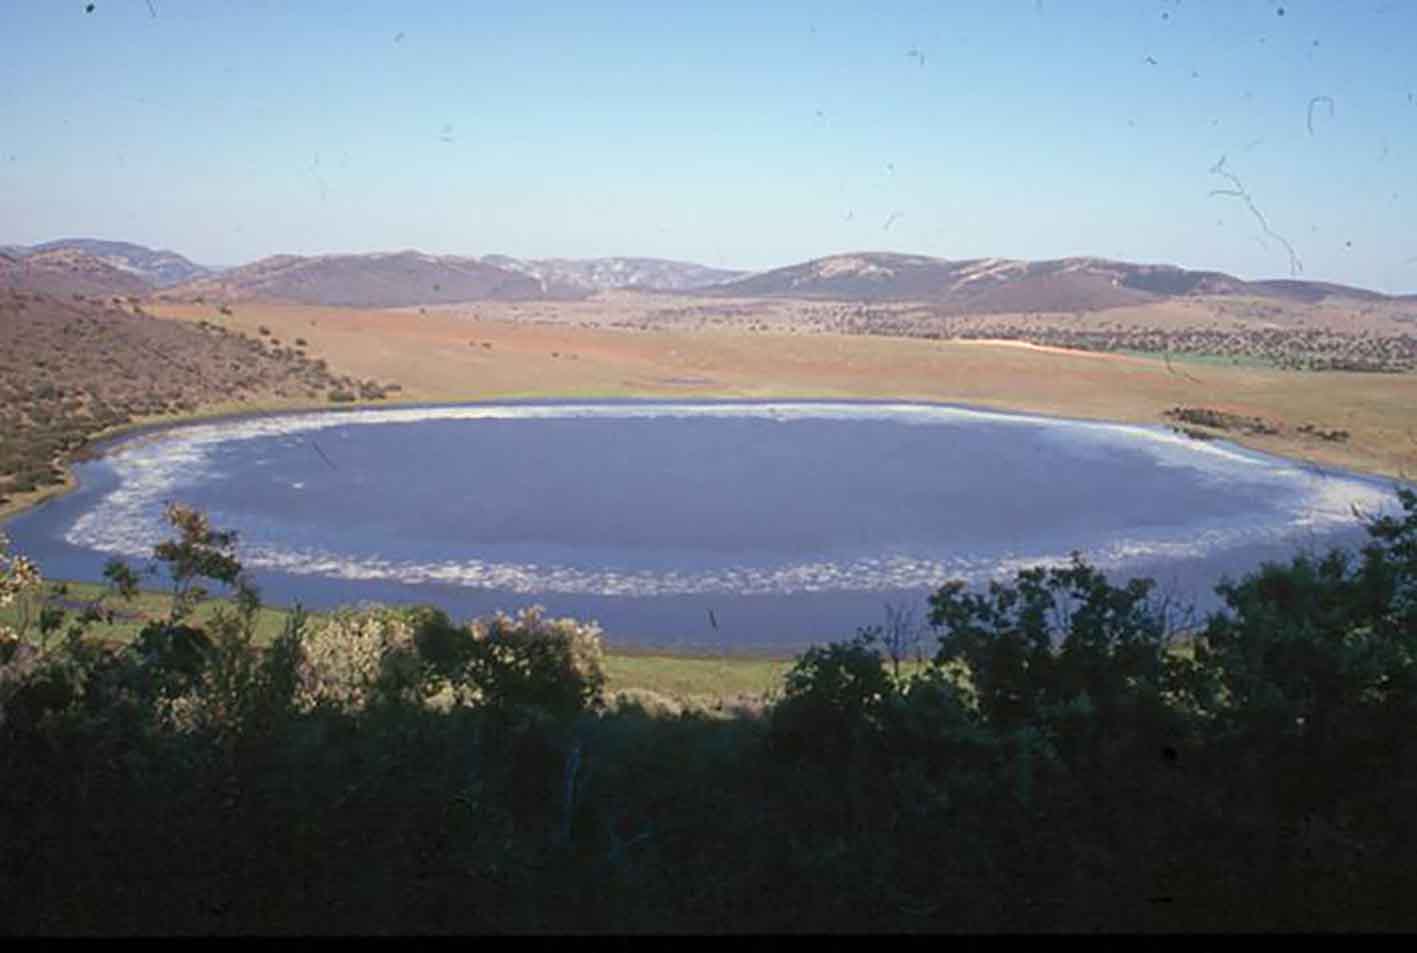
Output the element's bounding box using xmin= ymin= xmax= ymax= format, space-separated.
xmin=3 ymin=0 xmax=1416 ymax=291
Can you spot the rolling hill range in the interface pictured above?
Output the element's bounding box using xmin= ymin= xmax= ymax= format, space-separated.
xmin=165 ymin=252 xmax=743 ymax=306
xmin=702 ymin=252 xmax=1404 ymax=311
xmin=480 ymin=255 xmax=744 ymax=295
xmin=164 ymin=252 xmax=547 ymax=308
xmin=2 ymin=239 xmax=212 ymax=294
xmin=161 ymin=248 xmax=1408 ymax=311
xmin=24 ymin=238 xmax=213 ymax=288
xmin=8 ymin=237 xmax=1412 ymax=311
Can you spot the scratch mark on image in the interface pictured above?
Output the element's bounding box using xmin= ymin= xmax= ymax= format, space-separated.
xmin=1164 ymin=348 xmax=1202 ymax=384
xmin=311 ymin=153 xmax=327 ymax=203
xmin=1306 ymin=95 xmax=1335 ymax=136
xmin=309 ymin=439 xmax=337 ymax=471
xmin=1208 ymin=155 xmax=1303 ymax=276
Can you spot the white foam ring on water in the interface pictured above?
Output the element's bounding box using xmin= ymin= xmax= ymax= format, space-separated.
xmin=65 ymin=403 xmax=1398 ymax=597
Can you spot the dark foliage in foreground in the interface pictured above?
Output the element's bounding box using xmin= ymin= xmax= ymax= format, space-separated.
xmin=2 ymin=491 xmax=1417 ymax=933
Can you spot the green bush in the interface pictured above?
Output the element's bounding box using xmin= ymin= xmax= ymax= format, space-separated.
xmin=465 ymin=606 xmax=607 ymax=718
xmin=770 ymin=632 xmax=893 ymax=760
xmin=132 ymin=621 xmax=215 ymax=695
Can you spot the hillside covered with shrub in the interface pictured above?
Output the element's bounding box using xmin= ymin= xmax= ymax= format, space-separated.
xmin=0 ymin=291 xmax=394 ymax=505
xmin=3 ymin=491 xmax=1417 ymax=933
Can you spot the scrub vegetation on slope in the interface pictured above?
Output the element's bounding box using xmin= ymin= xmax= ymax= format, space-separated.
xmin=0 ymin=291 xmax=394 ymax=510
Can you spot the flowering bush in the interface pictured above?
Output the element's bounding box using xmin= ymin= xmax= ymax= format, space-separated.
xmin=294 ymin=606 xmax=418 ymax=714
xmin=0 ymin=531 xmax=43 ymax=658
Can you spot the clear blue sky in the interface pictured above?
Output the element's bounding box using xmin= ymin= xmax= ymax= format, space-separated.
xmin=3 ymin=1 xmax=1415 ymax=291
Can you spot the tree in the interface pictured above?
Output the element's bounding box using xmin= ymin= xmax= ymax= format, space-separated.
xmin=927 ymin=555 xmax=1186 ymax=766
xmin=860 ymin=601 xmax=926 ymax=681
xmin=152 ymin=502 xmax=244 ymax=624
xmin=770 ymin=631 xmax=894 ymax=760
xmin=1194 ymin=489 xmax=1417 ymax=820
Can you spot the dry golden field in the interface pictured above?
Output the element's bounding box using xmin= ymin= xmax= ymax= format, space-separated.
xmin=147 ymin=296 xmax=1417 ymax=484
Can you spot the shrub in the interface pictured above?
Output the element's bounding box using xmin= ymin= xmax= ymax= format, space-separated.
xmin=295 ymin=606 xmax=419 ymax=714
xmin=465 ymin=606 xmax=606 ymax=718
xmin=408 ymin=605 xmax=476 ymax=685
xmin=132 ymin=621 xmax=215 ymax=695
xmin=770 ymin=632 xmax=894 ymax=759
xmin=0 ymin=531 xmax=43 ymax=653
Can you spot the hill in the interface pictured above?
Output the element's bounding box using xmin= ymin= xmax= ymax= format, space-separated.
xmin=1 ymin=247 xmax=154 ymax=299
xmin=164 ymin=251 xmax=546 ymax=307
xmin=14 ymin=236 xmax=1409 ymax=311
xmin=26 ymin=238 xmax=213 ymax=288
xmin=706 ymin=252 xmax=1399 ymax=310
xmin=0 ymin=290 xmax=372 ymax=507
xmin=480 ymin=255 xmax=744 ymax=294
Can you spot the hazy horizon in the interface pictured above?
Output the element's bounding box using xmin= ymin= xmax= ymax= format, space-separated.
xmin=5 ymin=2 xmax=1416 ymax=292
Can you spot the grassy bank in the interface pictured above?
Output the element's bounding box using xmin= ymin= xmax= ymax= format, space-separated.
xmin=0 ymin=579 xmax=794 ymax=702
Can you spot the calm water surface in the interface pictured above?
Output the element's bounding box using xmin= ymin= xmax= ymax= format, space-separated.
xmin=2 ymin=401 xmax=1401 ymax=651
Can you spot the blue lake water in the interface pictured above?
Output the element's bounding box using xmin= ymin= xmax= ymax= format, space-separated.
xmin=1 ymin=401 xmax=1403 ymax=652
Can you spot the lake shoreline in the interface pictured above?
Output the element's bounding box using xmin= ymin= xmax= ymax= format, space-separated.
xmin=5 ymin=387 xmax=1406 ymax=530
xmin=5 ymin=394 xmax=1404 ymax=656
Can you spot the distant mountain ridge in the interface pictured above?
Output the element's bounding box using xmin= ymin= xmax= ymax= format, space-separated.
xmin=480 ymin=255 xmax=745 ymax=295
xmin=1 ymin=247 xmax=154 ymax=298
xmin=703 ymin=252 xmax=1405 ymax=310
xmin=8 ymin=238 xmax=1410 ymax=309
xmin=162 ymin=251 xmax=743 ymax=306
xmin=20 ymin=238 xmax=213 ymax=288
xmin=164 ymin=251 xmax=545 ymax=308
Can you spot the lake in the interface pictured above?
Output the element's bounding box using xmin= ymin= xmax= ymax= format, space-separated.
xmin=2 ymin=400 xmax=1402 ymax=652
